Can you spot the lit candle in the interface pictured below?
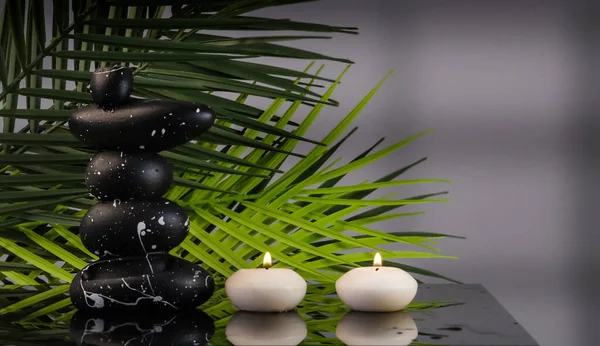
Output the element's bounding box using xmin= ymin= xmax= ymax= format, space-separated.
xmin=335 ymin=253 xmax=418 ymax=312
xmin=226 ymin=311 xmax=307 ymax=346
xmin=336 ymin=311 xmax=418 ymax=346
xmin=225 ymin=252 xmax=307 ymax=312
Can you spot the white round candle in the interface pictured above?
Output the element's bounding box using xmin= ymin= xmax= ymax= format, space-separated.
xmin=226 ymin=311 xmax=307 ymax=345
xmin=336 ymin=311 xmax=418 ymax=346
xmin=335 ymin=253 xmax=418 ymax=312
xmin=225 ymin=252 xmax=307 ymax=312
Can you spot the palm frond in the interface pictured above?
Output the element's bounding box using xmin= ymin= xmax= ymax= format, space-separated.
xmin=0 ymin=0 xmax=461 ymax=320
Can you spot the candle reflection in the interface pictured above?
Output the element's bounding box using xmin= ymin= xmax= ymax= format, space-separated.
xmin=336 ymin=311 xmax=418 ymax=346
xmin=226 ymin=311 xmax=307 ymax=346
xmin=69 ymin=309 xmax=214 ymax=346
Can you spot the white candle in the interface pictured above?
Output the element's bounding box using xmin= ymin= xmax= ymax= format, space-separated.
xmin=335 ymin=253 xmax=418 ymax=312
xmin=336 ymin=311 xmax=418 ymax=346
xmin=226 ymin=311 xmax=307 ymax=346
xmin=225 ymin=252 xmax=307 ymax=312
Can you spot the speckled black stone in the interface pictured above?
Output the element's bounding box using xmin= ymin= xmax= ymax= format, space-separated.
xmin=86 ymin=151 xmax=172 ymax=201
xmin=69 ymin=99 xmax=215 ymax=151
xmin=69 ymin=254 xmax=214 ymax=312
xmin=80 ymin=199 xmax=189 ymax=257
xmin=90 ymin=66 xmax=133 ymax=108
xmin=70 ymin=310 xmax=215 ymax=346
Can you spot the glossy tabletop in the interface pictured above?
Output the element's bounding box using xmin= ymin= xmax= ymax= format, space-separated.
xmin=0 ymin=284 xmax=538 ymax=345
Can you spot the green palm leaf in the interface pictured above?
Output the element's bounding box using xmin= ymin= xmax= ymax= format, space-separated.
xmin=0 ymin=0 xmax=462 ymax=318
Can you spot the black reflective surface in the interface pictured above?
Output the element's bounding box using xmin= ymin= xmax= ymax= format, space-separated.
xmin=0 ymin=284 xmax=538 ymax=346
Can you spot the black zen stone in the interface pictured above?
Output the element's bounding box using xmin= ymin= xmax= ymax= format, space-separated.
xmin=70 ymin=310 xmax=215 ymax=346
xmin=69 ymin=254 xmax=215 ymax=311
xmin=86 ymin=151 xmax=172 ymax=201
xmin=69 ymin=99 xmax=216 ymax=151
xmin=80 ymin=199 xmax=189 ymax=257
xmin=90 ymin=66 xmax=133 ymax=108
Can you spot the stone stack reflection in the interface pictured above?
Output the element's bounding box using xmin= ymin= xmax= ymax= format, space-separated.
xmin=68 ymin=65 xmax=215 ymax=311
xmin=70 ymin=310 xmax=215 ymax=346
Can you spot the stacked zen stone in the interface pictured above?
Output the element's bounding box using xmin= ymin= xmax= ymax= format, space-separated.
xmin=68 ymin=66 xmax=216 ymax=311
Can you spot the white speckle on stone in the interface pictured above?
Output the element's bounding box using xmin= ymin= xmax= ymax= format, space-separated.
xmin=105 ymin=74 xmax=109 ymax=77
xmin=137 ymin=222 xmax=146 ymax=232
xmin=151 ymin=245 xmax=157 ymax=249
xmin=87 ymin=293 xmax=105 ymax=308
xmin=141 ymin=231 xmax=146 ymax=236
xmin=169 ymin=113 xmax=172 ymax=115
xmin=151 ymin=130 xmax=156 ymax=136
xmin=139 ymin=145 xmax=145 ymax=149
xmin=161 ymin=128 xmax=166 ymax=135
xmin=181 ymin=122 xmax=185 ymax=125
xmin=196 ymin=108 xmax=200 ymax=113
xmin=158 ymin=216 xmax=165 ymax=225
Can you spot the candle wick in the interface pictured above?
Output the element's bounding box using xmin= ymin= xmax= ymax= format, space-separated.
xmin=375 ymin=268 xmax=380 ymax=271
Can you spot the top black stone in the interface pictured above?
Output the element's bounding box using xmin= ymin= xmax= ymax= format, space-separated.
xmin=90 ymin=65 xmax=133 ymax=108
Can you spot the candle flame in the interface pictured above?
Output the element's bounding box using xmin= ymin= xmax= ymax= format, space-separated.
xmin=373 ymin=252 xmax=382 ymax=267
xmin=263 ymin=252 xmax=272 ymax=268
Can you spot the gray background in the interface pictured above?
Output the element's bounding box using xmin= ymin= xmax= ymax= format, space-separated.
xmin=3 ymin=1 xmax=599 ymax=345
xmin=255 ymin=1 xmax=599 ymax=345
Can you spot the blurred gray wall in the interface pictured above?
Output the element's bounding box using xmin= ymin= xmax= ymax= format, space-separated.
xmin=254 ymin=1 xmax=599 ymax=346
